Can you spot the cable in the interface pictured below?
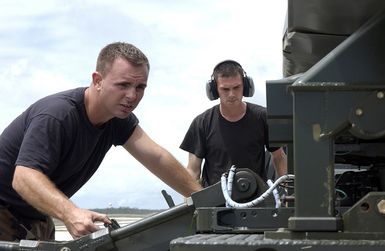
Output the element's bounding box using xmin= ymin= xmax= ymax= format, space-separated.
xmin=225 ymin=165 xmax=236 ymax=207
xmin=267 ymin=179 xmax=281 ymax=208
xmin=221 ymin=167 xmax=294 ymax=208
xmin=335 ymin=188 xmax=348 ymax=201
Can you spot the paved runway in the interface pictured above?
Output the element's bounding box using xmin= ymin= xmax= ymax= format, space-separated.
xmin=54 ymin=214 xmax=145 ymax=241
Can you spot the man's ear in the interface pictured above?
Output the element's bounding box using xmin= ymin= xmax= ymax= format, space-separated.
xmin=92 ymin=72 xmax=103 ymax=91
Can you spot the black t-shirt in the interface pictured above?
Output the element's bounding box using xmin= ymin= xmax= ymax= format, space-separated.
xmin=0 ymin=87 xmax=138 ymax=219
xmin=180 ymin=102 xmax=277 ymax=186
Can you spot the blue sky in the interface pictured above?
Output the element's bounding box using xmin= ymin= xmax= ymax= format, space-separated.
xmin=0 ymin=0 xmax=287 ymax=209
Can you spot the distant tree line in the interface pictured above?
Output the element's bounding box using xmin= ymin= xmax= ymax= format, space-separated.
xmin=91 ymin=207 xmax=164 ymax=215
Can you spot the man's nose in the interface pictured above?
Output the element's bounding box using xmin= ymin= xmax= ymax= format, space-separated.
xmin=125 ymin=87 xmax=137 ymax=100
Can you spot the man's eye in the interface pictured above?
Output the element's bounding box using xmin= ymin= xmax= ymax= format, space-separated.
xmin=137 ymin=85 xmax=146 ymax=90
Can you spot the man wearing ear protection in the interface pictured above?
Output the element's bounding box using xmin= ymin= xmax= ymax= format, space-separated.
xmin=180 ymin=60 xmax=287 ymax=187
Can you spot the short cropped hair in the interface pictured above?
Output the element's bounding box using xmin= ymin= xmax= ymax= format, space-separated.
xmin=96 ymin=42 xmax=150 ymax=76
xmin=213 ymin=60 xmax=244 ymax=80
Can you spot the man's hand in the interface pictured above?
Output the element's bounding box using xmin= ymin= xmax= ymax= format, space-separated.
xmin=62 ymin=207 xmax=111 ymax=239
xmin=12 ymin=166 xmax=112 ymax=239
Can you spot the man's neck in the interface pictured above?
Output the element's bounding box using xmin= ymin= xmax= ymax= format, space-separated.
xmin=84 ymin=87 xmax=110 ymax=127
xmin=219 ymin=101 xmax=246 ymax=122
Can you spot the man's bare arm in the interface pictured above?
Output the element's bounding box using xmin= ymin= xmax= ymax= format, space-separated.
xmin=123 ymin=125 xmax=202 ymax=197
xmin=271 ymin=147 xmax=287 ymax=177
xmin=186 ymin=153 xmax=203 ymax=182
xmin=12 ymin=166 xmax=111 ymax=239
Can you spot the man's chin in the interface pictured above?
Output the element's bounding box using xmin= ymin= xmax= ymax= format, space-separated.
xmin=225 ymin=100 xmax=238 ymax=105
xmin=116 ymin=111 xmax=132 ymax=119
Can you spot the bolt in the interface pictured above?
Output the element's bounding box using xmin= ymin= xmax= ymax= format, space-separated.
xmin=237 ymin=178 xmax=250 ymax=192
xmin=377 ymin=199 xmax=385 ymax=214
xmin=377 ymin=91 xmax=384 ymax=99
xmin=355 ymin=108 xmax=363 ymax=116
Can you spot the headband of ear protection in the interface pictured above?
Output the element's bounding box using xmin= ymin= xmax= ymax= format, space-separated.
xmin=205 ymin=60 xmax=255 ymax=100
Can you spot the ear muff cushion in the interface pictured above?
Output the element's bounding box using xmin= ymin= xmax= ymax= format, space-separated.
xmin=243 ymin=76 xmax=255 ymax=97
xmin=206 ymin=79 xmax=219 ymax=100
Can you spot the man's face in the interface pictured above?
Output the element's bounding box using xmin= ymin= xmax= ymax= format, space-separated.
xmin=96 ymin=57 xmax=149 ymax=119
xmin=216 ymin=74 xmax=244 ymax=106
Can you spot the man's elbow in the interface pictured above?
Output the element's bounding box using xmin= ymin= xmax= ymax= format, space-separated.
xmin=12 ymin=167 xmax=24 ymax=193
xmin=12 ymin=166 xmax=38 ymax=194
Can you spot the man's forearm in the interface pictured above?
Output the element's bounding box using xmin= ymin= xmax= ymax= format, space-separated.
xmin=186 ymin=153 xmax=203 ymax=182
xmin=157 ymin=152 xmax=202 ymax=196
xmin=123 ymin=126 xmax=202 ymax=197
xmin=186 ymin=167 xmax=200 ymax=181
xmin=12 ymin=165 xmax=76 ymax=221
xmin=272 ymin=148 xmax=288 ymax=177
xmin=275 ymin=159 xmax=287 ymax=177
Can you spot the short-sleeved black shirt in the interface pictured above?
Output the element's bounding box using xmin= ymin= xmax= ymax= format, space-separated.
xmin=180 ymin=102 xmax=277 ymax=187
xmin=0 ymin=87 xmax=138 ymax=219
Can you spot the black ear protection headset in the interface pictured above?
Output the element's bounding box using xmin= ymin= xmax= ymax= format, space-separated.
xmin=206 ymin=60 xmax=255 ymax=101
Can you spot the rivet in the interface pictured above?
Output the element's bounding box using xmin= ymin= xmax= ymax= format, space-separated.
xmin=377 ymin=200 xmax=385 ymax=214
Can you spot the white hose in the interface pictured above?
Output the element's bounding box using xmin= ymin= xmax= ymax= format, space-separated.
xmin=267 ymin=179 xmax=281 ymax=208
xmin=221 ymin=168 xmax=294 ymax=208
xmin=225 ymin=165 xmax=236 ymax=207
